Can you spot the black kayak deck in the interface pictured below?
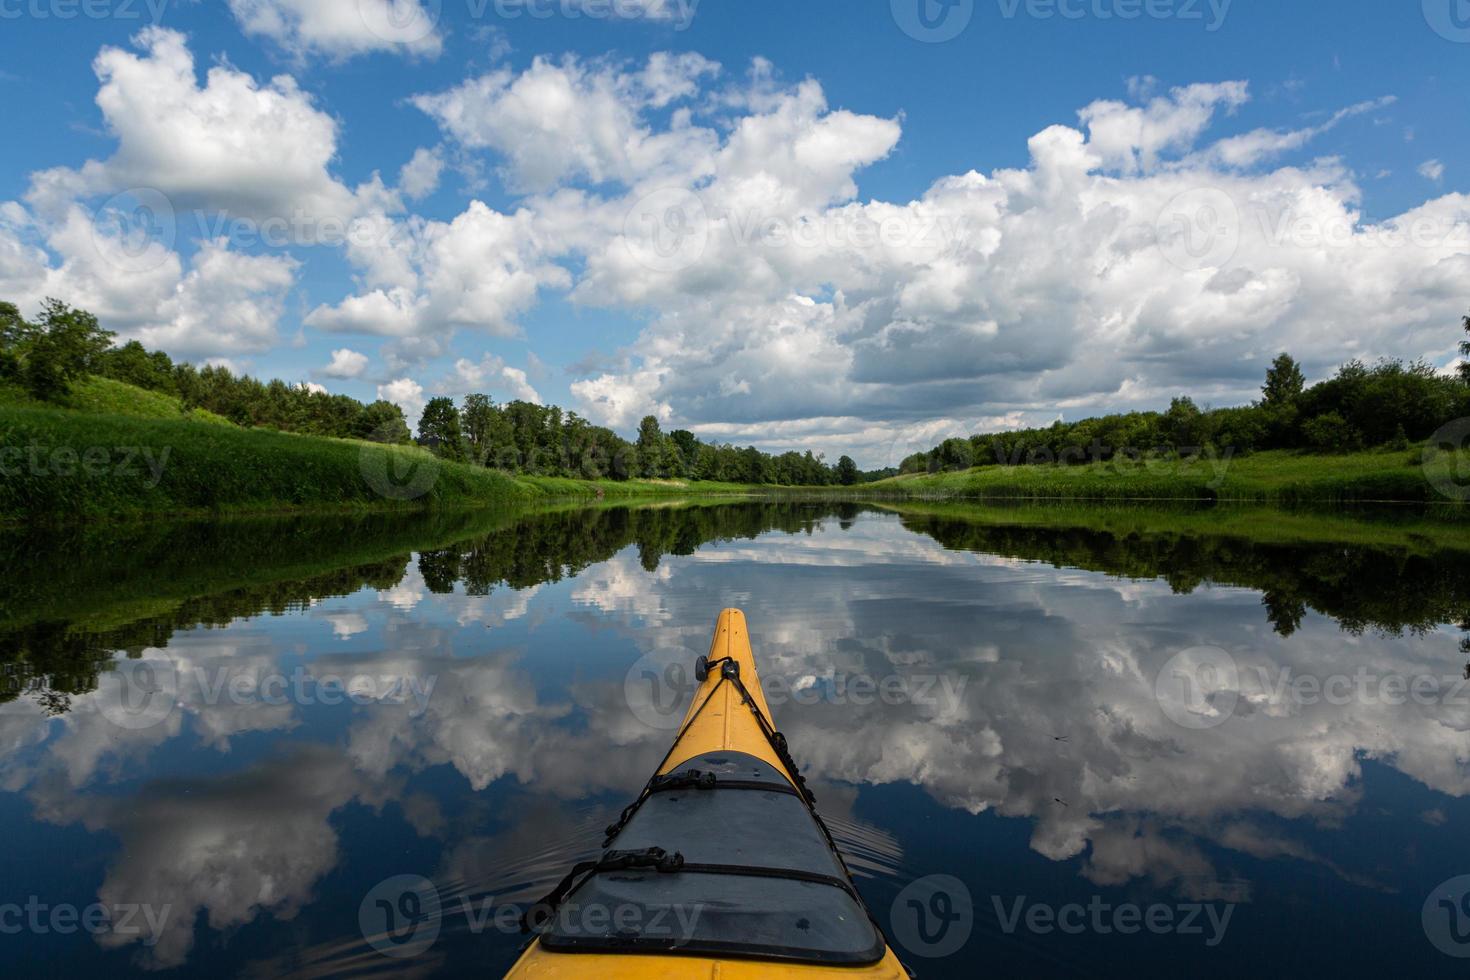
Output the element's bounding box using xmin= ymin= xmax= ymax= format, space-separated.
xmin=535 ymin=751 xmax=888 ymax=965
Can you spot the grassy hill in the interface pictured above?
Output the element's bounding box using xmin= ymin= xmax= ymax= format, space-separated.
xmin=0 ymin=402 xmax=538 ymax=521
xmin=0 ymin=375 xmax=231 ymax=423
xmin=0 ymin=378 xmax=781 ymax=522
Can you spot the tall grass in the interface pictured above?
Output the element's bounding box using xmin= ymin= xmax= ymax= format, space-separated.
xmin=0 ymin=392 xmax=783 ymax=522
xmin=865 ymin=447 xmax=1467 ymax=505
xmin=0 ymin=405 xmax=535 ymax=521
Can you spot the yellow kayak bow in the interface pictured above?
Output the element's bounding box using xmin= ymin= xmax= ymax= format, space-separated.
xmin=505 ymin=608 xmax=906 ymax=978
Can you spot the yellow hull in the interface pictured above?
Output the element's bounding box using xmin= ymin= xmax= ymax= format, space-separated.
xmin=505 ymin=609 xmax=906 ymax=978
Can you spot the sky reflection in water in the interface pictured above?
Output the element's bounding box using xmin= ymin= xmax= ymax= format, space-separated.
xmin=1 ymin=503 xmax=1467 ymax=977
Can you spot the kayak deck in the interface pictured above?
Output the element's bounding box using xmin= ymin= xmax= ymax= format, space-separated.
xmin=505 ymin=609 xmax=906 ymax=978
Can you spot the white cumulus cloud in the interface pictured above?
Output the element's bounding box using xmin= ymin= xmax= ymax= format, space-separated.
xmin=228 ymin=0 xmax=443 ymax=60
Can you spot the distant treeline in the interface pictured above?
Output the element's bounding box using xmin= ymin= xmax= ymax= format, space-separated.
xmin=903 ymin=311 xmax=1470 ymax=475
xmin=415 ymin=397 xmax=867 ymax=485
xmin=0 ymin=298 xmax=872 ymax=486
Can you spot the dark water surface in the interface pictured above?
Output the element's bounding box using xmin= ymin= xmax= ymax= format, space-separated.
xmin=3 ymin=501 xmax=1469 ymax=977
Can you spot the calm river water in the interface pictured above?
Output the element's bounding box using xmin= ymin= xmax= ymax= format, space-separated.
xmin=3 ymin=501 xmax=1468 ymax=977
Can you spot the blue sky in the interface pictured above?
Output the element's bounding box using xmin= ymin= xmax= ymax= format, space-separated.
xmin=2 ymin=0 xmax=1468 ymax=465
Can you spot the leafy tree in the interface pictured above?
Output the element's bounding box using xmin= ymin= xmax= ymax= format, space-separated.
xmin=636 ymin=415 xmax=665 ymax=478
xmin=99 ymin=340 xmax=176 ymax=393
xmin=418 ymin=397 xmax=466 ymax=461
xmin=899 ymin=451 xmax=930 ymax=475
xmin=357 ymin=400 xmax=410 ymax=443
xmin=1262 ymin=353 xmax=1305 ymax=407
xmin=1162 ymin=396 xmax=1205 ymax=448
xmin=1460 ymin=310 xmax=1470 ymax=385
xmin=0 ymin=301 xmax=31 ymax=347
xmin=0 ymin=301 xmax=27 ymax=380
xmin=836 ymin=455 xmax=859 ymax=485
xmin=461 ymin=394 xmax=496 ymax=463
xmin=669 ymin=429 xmax=699 ymax=474
xmin=933 ymin=438 xmax=974 ymax=472
xmin=23 ymin=299 xmax=115 ymax=401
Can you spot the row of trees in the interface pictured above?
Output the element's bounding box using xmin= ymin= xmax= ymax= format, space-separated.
xmin=1 ymin=298 xmax=867 ymax=486
xmin=904 ymin=313 xmax=1470 ymax=474
xmin=415 ymin=395 xmax=865 ymax=485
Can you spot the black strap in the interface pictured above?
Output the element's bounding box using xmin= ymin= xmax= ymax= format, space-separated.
xmin=521 ymin=849 xmax=685 ymax=932
xmin=527 ymin=654 xmax=880 ymax=940
xmin=647 ymin=768 xmax=800 ymax=797
xmin=599 ymin=669 xmax=734 ymax=847
xmin=673 ymin=862 xmax=860 ymax=898
xmin=721 ymin=670 xmax=858 ymax=890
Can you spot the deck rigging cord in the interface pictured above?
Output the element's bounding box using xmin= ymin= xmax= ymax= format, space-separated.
xmin=521 ymin=654 xmax=867 ymax=935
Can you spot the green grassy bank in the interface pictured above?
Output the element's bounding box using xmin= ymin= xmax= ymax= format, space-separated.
xmin=863 ymin=446 xmax=1470 ymax=506
xmin=0 ymin=381 xmax=778 ymax=522
xmin=878 ymin=499 xmax=1470 ymax=553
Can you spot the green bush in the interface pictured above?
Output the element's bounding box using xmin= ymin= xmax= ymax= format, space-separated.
xmin=1302 ymin=412 xmax=1361 ymax=453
